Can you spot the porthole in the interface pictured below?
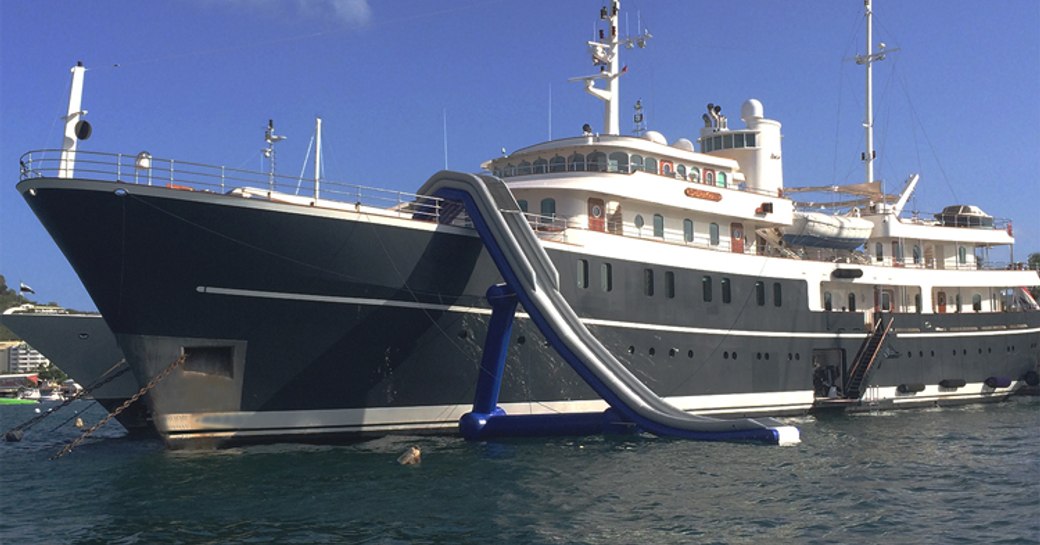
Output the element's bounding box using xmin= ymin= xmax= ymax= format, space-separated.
xmin=756 ymin=353 xmax=762 ymax=360
xmin=649 ymin=347 xmax=656 ymax=356
xmin=517 ymin=335 xmax=526 ymax=345
xmin=687 ymin=350 xmax=694 ymax=359
xmin=723 ymin=352 xmax=730 ymax=360
xmin=669 ymin=348 xmax=677 ymax=357
xmin=733 ymin=352 xmax=738 ymax=360
xmin=764 ymin=353 xmax=769 ymax=361
xmin=627 ymin=345 xmax=635 ymax=354
xmin=930 ymin=350 xmax=935 ymax=357
xmin=795 ymin=353 xmax=800 ymax=361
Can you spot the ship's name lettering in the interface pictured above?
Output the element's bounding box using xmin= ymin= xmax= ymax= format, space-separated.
xmin=683 ymin=188 xmax=722 ymax=201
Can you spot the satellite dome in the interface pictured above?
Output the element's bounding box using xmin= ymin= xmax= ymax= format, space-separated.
xmin=643 ymin=130 xmax=667 ymax=145
xmin=741 ymin=99 xmax=764 ymax=122
xmin=672 ymin=138 xmax=694 ymax=151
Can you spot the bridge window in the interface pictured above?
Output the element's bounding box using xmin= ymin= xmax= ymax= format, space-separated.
xmin=702 ymin=275 xmax=713 ymax=302
xmin=721 ymin=278 xmax=731 ymax=304
xmin=540 ymin=198 xmax=556 ymax=218
xmin=518 ymin=160 xmax=532 ymax=175
xmin=734 ymin=133 xmax=746 ymax=148
xmin=533 ymin=158 xmax=548 ymax=174
xmin=608 ymin=152 xmax=629 ymax=173
xmin=745 ymin=133 xmax=756 ymax=147
xmin=644 ymin=269 xmax=655 ymax=296
xmin=773 ymin=282 xmax=782 ymax=307
xmin=723 ymin=134 xmax=734 ymax=149
xmin=653 ymin=214 xmax=664 ymax=238
xmin=630 ymin=154 xmax=644 ymax=173
xmin=587 ymin=152 xmax=607 ymax=172
xmin=709 ymin=223 xmax=720 ymax=246
xmin=600 ymin=263 xmax=613 ymax=292
xmin=755 ymin=281 xmax=765 ymax=306
xmin=683 ymin=219 xmax=694 ymax=243
xmin=568 ymin=153 xmax=585 ymax=171
xmin=549 ymin=155 xmax=566 ymax=173
xmin=665 ymin=271 xmax=675 ymax=299
xmin=645 ymin=157 xmax=658 ymax=174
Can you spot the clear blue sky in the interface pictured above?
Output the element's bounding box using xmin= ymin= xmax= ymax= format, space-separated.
xmin=2 ymin=0 xmax=1038 ymax=311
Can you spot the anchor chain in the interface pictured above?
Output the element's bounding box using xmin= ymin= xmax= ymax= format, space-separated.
xmin=3 ymin=359 xmax=131 ymax=442
xmin=51 ymin=354 xmax=186 ymax=460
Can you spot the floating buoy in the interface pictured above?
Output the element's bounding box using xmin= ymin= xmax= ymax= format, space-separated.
xmin=74 ymin=417 xmax=84 ymax=429
xmin=397 ymin=445 xmax=421 ymax=465
xmin=34 ymin=408 xmax=41 ymax=414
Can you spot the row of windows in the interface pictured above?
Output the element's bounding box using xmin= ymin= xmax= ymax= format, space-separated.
xmin=875 ymin=242 xmax=971 ymax=265
xmin=494 ymin=151 xmax=731 ymax=186
xmin=701 ymin=132 xmax=757 ymax=153
xmin=525 ymin=197 xmax=728 ymax=247
xmin=823 ymin=291 xmax=989 ymax=313
xmin=576 ymin=259 xmax=784 ymax=307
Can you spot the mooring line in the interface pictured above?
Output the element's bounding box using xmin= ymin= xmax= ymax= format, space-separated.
xmin=50 ymin=354 xmax=186 ymax=460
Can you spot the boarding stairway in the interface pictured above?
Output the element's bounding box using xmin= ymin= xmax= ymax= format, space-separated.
xmin=417 ymin=171 xmax=799 ymax=445
xmin=843 ymin=317 xmax=895 ymax=400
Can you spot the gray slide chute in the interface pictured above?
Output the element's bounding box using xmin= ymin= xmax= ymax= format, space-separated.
xmin=418 ymin=171 xmax=800 ymax=445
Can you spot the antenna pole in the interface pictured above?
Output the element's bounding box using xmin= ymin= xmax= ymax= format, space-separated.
xmin=314 ymin=117 xmax=322 ymax=200
xmin=864 ymin=0 xmax=874 ymax=187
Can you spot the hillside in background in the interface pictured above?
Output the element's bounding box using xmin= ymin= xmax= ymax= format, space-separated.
xmin=1 ymin=274 xmax=40 ymax=341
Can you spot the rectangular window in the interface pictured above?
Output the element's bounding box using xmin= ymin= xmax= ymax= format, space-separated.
xmin=577 ymin=259 xmax=589 ymax=289
xmin=600 ymin=263 xmax=613 ymax=292
xmin=665 ymin=271 xmax=675 ymax=299
xmin=721 ymin=278 xmax=731 ymax=303
xmin=702 ymin=275 xmax=713 ymax=302
xmin=683 ymin=219 xmax=694 ymax=243
xmin=773 ymin=282 xmax=783 ymax=307
xmin=644 ymin=269 xmax=655 ymax=296
xmin=745 ymin=133 xmax=756 ymax=147
xmin=824 ymin=291 xmax=833 ymax=311
xmin=755 ymin=281 xmax=765 ymax=306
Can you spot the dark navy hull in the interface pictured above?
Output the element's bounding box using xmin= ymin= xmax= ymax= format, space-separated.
xmin=19 ymin=177 xmax=1040 ymax=448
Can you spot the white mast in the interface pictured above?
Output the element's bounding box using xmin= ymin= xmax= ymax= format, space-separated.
xmin=856 ymin=0 xmax=892 ymax=189
xmin=314 ymin=117 xmax=322 ymax=200
xmin=58 ymin=62 xmax=90 ymax=179
xmin=570 ymin=1 xmax=650 ymax=136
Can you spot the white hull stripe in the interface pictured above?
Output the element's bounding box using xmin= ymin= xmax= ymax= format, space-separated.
xmin=199 ymin=285 xmax=1040 ymax=339
xmin=157 ymin=393 xmax=809 ymax=437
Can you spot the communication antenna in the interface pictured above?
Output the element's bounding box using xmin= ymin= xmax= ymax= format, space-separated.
xmin=632 ymin=99 xmax=646 ymax=136
xmin=263 ymin=119 xmax=287 ymax=192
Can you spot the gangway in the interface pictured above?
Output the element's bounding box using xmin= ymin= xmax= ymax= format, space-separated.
xmin=417 ymin=171 xmax=800 ymax=446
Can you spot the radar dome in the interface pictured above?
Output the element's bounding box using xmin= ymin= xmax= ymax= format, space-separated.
xmin=672 ymin=138 xmax=694 ymax=151
xmin=741 ymin=99 xmax=764 ymax=122
xmin=643 ymin=130 xmax=667 ymax=145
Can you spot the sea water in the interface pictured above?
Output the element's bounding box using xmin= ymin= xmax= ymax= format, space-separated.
xmin=1 ymin=398 xmax=1037 ymax=545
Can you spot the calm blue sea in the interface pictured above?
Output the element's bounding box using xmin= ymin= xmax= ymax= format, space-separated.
xmin=1 ymin=398 xmax=1038 ymax=545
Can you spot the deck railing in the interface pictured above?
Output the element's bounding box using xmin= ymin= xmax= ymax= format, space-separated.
xmin=18 ymin=149 xmax=1025 ymax=272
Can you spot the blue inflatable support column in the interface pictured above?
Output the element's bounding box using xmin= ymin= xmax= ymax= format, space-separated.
xmin=460 ymin=284 xmax=517 ymax=439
